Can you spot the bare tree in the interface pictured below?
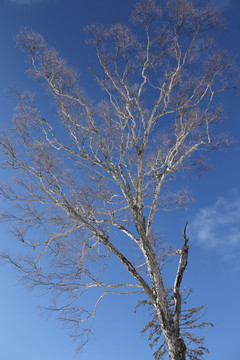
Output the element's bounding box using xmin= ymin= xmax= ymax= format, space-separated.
xmin=0 ymin=0 xmax=237 ymax=359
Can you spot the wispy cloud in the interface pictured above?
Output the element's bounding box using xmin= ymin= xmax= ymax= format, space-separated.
xmin=7 ymin=0 xmax=43 ymax=5
xmin=207 ymin=0 xmax=234 ymax=10
xmin=190 ymin=194 xmax=240 ymax=249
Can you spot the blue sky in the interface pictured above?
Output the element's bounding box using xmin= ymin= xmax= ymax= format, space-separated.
xmin=0 ymin=0 xmax=240 ymax=359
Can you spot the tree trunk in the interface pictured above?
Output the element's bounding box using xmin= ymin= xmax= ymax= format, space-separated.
xmin=165 ymin=335 xmax=187 ymax=360
xmin=154 ymin=301 xmax=187 ymax=360
xmin=142 ymin=242 xmax=187 ymax=360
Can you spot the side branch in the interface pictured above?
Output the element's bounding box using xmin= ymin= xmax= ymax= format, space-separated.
xmin=101 ymin=235 xmax=155 ymax=302
xmin=173 ymin=222 xmax=189 ymax=326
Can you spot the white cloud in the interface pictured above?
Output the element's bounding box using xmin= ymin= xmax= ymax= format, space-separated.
xmin=190 ymin=195 xmax=240 ymax=248
xmin=7 ymin=0 xmax=42 ymax=5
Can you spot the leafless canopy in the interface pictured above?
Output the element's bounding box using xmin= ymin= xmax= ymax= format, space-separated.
xmin=0 ymin=0 xmax=237 ymax=359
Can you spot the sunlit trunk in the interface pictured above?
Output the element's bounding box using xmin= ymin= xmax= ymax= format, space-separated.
xmin=154 ymin=300 xmax=187 ymax=360
xmin=166 ymin=336 xmax=187 ymax=360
